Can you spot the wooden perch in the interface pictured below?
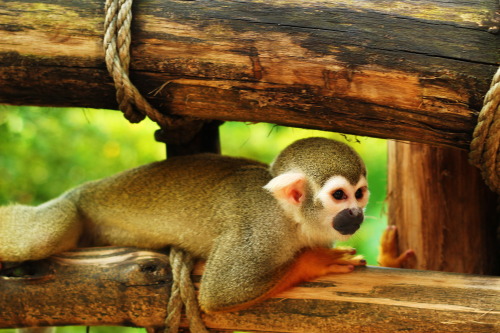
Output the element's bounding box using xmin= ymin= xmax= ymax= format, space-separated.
xmin=0 ymin=247 xmax=499 ymax=332
xmin=1 ymin=0 xmax=499 ymax=148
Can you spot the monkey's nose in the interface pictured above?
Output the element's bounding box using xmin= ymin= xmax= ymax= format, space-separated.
xmin=333 ymin=208 xmax=364 ymax=235
xmin=347 ymin=208 xmax=361 ymax=216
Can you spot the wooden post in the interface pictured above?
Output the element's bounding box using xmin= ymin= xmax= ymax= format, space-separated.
xmin=387 ymin=141 xmax=499 ymax=275
xmin=154 ymin=120 xmax=222 ymax=158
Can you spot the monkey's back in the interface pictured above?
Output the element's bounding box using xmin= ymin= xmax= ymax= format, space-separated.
xmin=70 ymin=154 xmax=269 ymax=258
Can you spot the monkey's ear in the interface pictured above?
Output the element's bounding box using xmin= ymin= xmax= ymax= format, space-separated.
xmin=263 ymin=172 xmax=306 ymax=205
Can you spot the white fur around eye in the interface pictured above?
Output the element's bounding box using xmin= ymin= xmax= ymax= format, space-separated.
xmin=316 ymin=176 xmax=350 ymax=204
xmin=316 ymin=175 xmax=369 ymax=209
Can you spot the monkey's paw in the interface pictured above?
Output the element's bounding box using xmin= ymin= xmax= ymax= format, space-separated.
xmin=300 ymin=247 xmax=365 ymax=275
xmin=377 ymin=225 xmax=415 ymax=268
xmin=325 ymin=247 xmax=366 ymax=273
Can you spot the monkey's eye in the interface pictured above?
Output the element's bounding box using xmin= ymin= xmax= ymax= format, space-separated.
xmin=332 ymin=190 xmax=347 ymax=200
xmin=355 ymin=188 xmax=364 ymax=200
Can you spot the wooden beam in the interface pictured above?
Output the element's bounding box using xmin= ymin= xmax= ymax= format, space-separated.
xmin=0 ymin=0 xmax=499 ymax=149
xmin=0 ymin=247 xmax=499 ymax=332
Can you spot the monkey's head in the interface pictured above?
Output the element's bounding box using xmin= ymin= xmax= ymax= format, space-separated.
xmin=264 ymin=137 xmax=369 ymax=246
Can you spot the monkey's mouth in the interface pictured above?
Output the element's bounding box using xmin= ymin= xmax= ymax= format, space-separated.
xmin=333 ymin=208 xmax=364 ymax=235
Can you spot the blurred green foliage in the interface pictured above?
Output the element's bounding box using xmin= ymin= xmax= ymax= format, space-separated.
xmin=0 ymin=106 xmax=165 ymax=205
xmin=0 ymin=105 xmax=388 ymax=333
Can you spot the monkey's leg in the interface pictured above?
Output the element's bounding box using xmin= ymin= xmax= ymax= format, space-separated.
xmin=377 ymin=225 xmax=415 ymax=268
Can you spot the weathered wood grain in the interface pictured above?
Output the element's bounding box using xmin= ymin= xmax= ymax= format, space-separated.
xmin=0 ymin=247 xmax=499 ymax=332
xmin=387 ymin=142 xmax=500 ymax=275
xmin=0 ymin=0 xmax=498 ymax=148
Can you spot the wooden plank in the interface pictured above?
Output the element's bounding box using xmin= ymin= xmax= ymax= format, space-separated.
xmin=387 ymin=142 xmax=500 ymax=274
xmin=0 ymin=247 xmax=499 ymax=332
xmin=0 ymin=0 xmax=498 ymax=148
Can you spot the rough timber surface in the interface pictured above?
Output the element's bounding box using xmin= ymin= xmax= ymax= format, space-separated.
xmin=0 ymin=247 xmax=499 ymax=332
xmin=388 ymin=141 xmax=500 ymax=275
xmin=0 ymin=0 xmax=499 ymax=148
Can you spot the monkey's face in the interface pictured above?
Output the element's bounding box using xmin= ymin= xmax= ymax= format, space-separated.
xmin=314 ymin=175 xmax=370 ymax=242
xmin=264 ymin=172 xmax=369 ymax=246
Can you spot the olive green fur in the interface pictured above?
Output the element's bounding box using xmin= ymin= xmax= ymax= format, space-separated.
xmin=0 ymin=137 xmax=366 ymax=312
xmin=271 ymin=137 xmax=366 ymax=185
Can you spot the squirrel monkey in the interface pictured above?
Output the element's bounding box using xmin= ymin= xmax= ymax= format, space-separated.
xmin=0 ymin=137 xmax=368 ymax=312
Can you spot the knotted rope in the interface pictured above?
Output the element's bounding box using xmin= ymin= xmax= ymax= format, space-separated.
xmin=103 ymin=1 xmax=209 ymax=332
xmin=469 ymin=66 xmax=500 ymax=194
xmin=103 ymin=0 xmax=192 ymax=130
xmin=165 ymin=248 xmax=208 ymax=333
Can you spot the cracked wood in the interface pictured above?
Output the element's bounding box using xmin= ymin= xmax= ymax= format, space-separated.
xmin=0 ymin=0 xmax=499 ymax=148
xmin=0 ymin=247 xmax=499 ymax=332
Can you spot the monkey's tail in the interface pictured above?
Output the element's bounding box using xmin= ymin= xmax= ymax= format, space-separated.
xmin=0 ymin=197 xmax=83 ymax=262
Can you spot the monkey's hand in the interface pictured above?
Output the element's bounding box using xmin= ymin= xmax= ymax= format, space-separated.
xmin=377 ymin=225 xmax=415 ymax=268
xmin=293 ymin=247 xmax=366 ymax=277
xmin=254 ymin=247 xmax=366 ymax=305
xmin=201 ymin=246 xmax=365 ymax=313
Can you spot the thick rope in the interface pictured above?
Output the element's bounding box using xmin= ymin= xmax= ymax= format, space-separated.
xmin=470 ymin=66 xmax=500 ymax=194
xmin=165 ymin=248 xmax=209 ymax=333
xmin=104 ymin=0 xmax=176 ymax=128
xmin=104 ymin=6 xmax=208 ymax=330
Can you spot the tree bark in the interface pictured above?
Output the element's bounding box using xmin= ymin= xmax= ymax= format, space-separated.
xmin=0 ymin=247 xmax=499 ymax=332
xmin=387 ymin=141 xmax=499 ymax=275
xmin=1 ymin=0 xmax=499 ymax=149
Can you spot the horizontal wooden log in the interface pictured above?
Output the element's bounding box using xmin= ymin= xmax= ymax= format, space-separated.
xmin=0 ymin=247 xmax=499 ymax=332
xmin=0 ymin=0 xmax=499 ymax=148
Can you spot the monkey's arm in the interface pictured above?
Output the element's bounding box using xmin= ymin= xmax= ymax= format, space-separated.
xmin=377 ymin=225 xmax=415 ymax=268
xmin=235 ymin=247 xmax=366 ymax=310
xmin=199 ymin=235 xmax=365 ymax=313
xmin=197 ymin=230 xmax=277 ymax=313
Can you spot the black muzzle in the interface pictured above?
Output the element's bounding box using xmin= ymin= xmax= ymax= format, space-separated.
xmin=333 ymin=208 xmax=364 ymax=235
